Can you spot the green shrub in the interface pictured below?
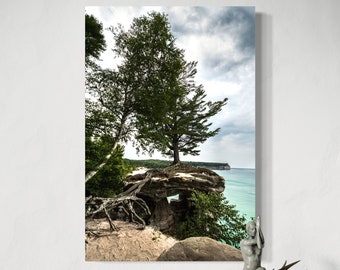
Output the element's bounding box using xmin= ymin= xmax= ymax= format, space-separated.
xmin=85 ymin=135 xmax=112 ymax=174
xmin=175 ymin=190 xmax=247 ymax=248
xmin=86 ymin=144 xmax=133 ymax=197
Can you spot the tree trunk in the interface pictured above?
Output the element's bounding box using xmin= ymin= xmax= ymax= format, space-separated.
xmin=85 ymin=142 xmax=117 ymax=183
xmin=85 ymin=114 xmax=128 ymax=183
xmin=173 ymin=139 xmax=180 ymax=164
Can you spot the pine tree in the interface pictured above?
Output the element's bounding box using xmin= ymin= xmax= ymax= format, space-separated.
xmin=135 ymin=61 xmax=228 ymax=164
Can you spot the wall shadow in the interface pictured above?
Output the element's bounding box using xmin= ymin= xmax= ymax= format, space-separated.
xmin=255 ymin=12 xmax=273 ymax=261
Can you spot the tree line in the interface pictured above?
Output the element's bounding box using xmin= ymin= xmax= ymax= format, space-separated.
xmin=126 ymin=159 xmax=230 ymax=169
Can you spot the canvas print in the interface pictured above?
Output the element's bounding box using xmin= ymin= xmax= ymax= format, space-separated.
xmin=85 ymin=6 xmax=255 ymax=261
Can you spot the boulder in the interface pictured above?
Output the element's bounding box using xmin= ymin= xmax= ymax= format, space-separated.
xmin=157 ymin=237 xmax=243 ymax=261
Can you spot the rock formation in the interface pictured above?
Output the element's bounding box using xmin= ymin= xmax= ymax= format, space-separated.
xmin=124 ymin=163 xmax=225 ymax=199
xmin=157 ymin=237 xmax=242 ymax=261
xmin=123 ymin=163 xmax=225 ymax=232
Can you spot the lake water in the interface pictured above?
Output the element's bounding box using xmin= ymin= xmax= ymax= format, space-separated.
xmin=214 ymin=168 xmax=255 ymax=222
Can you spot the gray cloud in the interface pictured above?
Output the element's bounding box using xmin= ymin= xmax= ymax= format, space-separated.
xmin=206 ymin=7 xmax=255 ymax=79
xmin=166 ymin=7 xmax=255 ymax=80
xmin=167 ymin=7 xmax=208 ymax=35
xmin=211 ymin=7 xmax=255 ymax=54
xmin=220 ymin=122 xmax=254 ymax=136
xmin=211 ymin=121 xmax=255 ymax=146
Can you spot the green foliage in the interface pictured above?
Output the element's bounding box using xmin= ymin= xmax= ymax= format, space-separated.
xmin=111 ymin=11 xmax=186 ymax=124
xmin=125 ymin=159 xmax=172 ymax=169
xmin=86 ymin=144 xmax=133 ymax=197
xmin=85 ymin=14 xmax=106 ymax=64
xmin=176 ymin=190 xmax=247 ymax=248
xmin=85 ymin=66 xmax=135 ymax=144
xmin=135 ymin=61 xmax=228 ymax=164
xmin=111 ymin=12 xmax=228 ymax=164
xmin=110 ymin=12 xmax=186 ymax=159
xmin=85 ymin=135 xmax=111 ymax=173
xmin=85 ymin=15 xmax=135 ymax=183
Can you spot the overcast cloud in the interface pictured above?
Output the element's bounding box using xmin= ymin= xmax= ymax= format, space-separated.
xmin=85 ymin=6 xmax=255 ymax=168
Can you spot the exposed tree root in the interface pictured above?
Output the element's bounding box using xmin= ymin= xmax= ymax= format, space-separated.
xmin=85 ymin=174 xmax=152 ymax=231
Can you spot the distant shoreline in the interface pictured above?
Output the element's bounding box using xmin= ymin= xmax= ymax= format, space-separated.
xmin=125 ymin=158 xmax=231 ymax=170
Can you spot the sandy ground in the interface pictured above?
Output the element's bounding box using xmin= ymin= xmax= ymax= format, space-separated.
xmin=129 ymin=167 xmax=148 ymax=175
xmin=85 ymin=219 xmax=177 ymax=261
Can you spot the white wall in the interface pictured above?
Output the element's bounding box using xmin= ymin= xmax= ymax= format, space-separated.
xmin=256 ymin=1 xmax=340 ymax=269
xmin=1 ymin=0 xmax=339 ymax=269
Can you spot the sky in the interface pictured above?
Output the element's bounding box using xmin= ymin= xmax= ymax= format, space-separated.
xmin=85 ymin=6 xmax=255 ymax=169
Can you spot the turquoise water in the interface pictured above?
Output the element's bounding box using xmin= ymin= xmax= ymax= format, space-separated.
xmin=214 ymin=169 xmax=255 ymax=222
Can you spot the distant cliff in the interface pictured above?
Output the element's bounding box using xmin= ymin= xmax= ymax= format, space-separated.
xmin=183 ymin=161 xmax=230 ymax=170
xmin=200 ymin=164 xmax=231 ymax=170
